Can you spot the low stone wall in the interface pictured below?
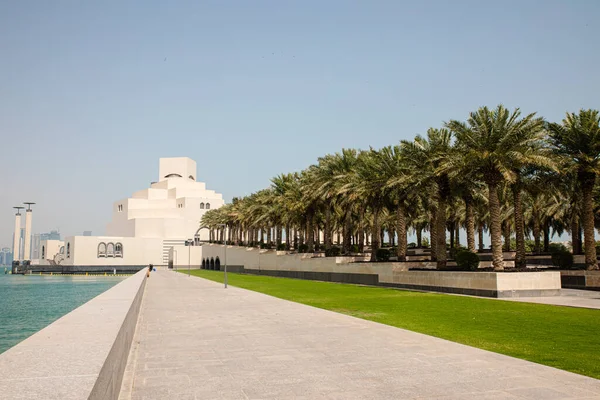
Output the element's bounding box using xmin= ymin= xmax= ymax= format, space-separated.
xmin=0 ymin=269 xmax=147 ymax=399
xmin=201 ymin=245 xmax=561 ymax=297
xmin=379 ymin=271 xmax=561 ymax=298
xmin=561 ymin=270 xmax=600 ymax=291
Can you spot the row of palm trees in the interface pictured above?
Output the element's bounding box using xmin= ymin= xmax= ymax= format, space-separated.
xmin=201 ymin=106 xmax=600 ymax=271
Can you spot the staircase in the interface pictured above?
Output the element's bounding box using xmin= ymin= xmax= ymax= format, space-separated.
xmin=162 ymin=239 xmax=185 ymax=264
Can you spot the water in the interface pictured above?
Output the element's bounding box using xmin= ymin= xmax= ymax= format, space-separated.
xmin=0 ymin=272 xmax=126 ymax=354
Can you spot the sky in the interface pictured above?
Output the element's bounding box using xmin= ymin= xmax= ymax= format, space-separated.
xmin=1 ymin=0 xmax=599 ymax=247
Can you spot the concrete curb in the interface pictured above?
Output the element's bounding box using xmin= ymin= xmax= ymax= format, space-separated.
xmin=0 ymin=269 xmax=148 ymax=400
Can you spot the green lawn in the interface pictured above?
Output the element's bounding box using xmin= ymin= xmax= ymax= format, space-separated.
xmin=181 ymin=269 xmax=600 ymax=379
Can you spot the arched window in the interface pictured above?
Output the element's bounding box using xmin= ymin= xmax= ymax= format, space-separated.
xmin=206 ymin=203 xmax=211 ymax=210
xmin=164 ymin=173 xmax=182 ymax=178
xmin=59 ymin=246 xmax=64 ymax=255
xmin=115 ymin=243 xmax=123 ymax=258
xmin=200 ymin=202 xmax=205 ymax=209
xmin=41 ymin=246 xmax=45 ymax=259
xmin=66 ymin=243 xmax=71 ymax=258
xmin=107 ymin=243 xmax=115 ymax=257
xmin=202 ymin=259 xmax=206 ymax=269
xmin=215 ymin=257 xmax=221 ymax=271
xmin=210 ymin=257 xmax=215 ymax=270
xmin=98 ymin=242 xmax=107 ymax=257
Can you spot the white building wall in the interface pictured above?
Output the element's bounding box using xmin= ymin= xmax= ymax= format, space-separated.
xmin=38 ymin=240 xmax=64 ymax=265
xmin=105 ymin=157 xmax=224 ymax=242
xmin=62 ymin=236 xmax=163 ymax=266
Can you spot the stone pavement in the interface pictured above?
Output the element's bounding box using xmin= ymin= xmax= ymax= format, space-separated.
xmin=120 ymin=270 xmax=600 ymax=400
xmin=501 ymin=289 xmax=600 ymax=310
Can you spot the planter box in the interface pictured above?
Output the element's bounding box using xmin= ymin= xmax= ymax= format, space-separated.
xmin=381 ymin=271 xmax=561 ymax=298
xmin=561 ymin=270 xmax=600 ymax=290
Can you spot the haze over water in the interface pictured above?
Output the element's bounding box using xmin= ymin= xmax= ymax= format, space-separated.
xmin=0 ymin=273 xmax=125 ymax=354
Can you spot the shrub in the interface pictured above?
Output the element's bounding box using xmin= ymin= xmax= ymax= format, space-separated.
xmin=408 ymin=242 xmax=417 ymax=249
xmin=376 ymin=248 xmax=391 ymax=262
xmin=298 ymin=244 xmax=309 ymax=253
xmin=421 ymin=238 xmax=430 ymax=248
xmin=350 ymin=244 xmax=360 ymax=253
xmin=325 ymin=246 xmax=341 ymax=257
xmin=276 ymin=243 xmax=286 ymax=251
xmin=548 ymin=243 xmax=568 ymax=253
xmin=455 ymin=249 xmax=480 ymax=271
xmin=551 ymin=250 xmax=574 ymax=269
xmin=449 ymin=245 xmax=467 ymax=260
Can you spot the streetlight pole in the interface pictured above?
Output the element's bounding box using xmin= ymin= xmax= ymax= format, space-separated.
xmin=217 ymin=224 xmax=227 ymax=289
xmin=187 ymin=239 xmax=192 ymax=277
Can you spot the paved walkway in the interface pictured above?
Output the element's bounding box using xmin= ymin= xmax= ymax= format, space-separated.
xmin=502 ymin=289 xmax=600 ymax=310
xmin=120 ymin=270 xmax=600 ymax=400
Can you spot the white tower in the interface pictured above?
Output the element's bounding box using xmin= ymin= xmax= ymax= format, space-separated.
xmin=23 ymin=202 xmax=35 ymax=261
xmin=12 ymin=207 xmax=24 ymax=262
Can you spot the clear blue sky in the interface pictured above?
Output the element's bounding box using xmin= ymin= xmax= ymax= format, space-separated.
xmin=1 ymin=0 xmax=599 ymax=247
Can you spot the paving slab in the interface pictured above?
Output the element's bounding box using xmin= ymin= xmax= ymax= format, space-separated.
xmin=500 ymin=289 xmax=600 ymax=309
xmin=121 ymin=270 xmax=600 ymax=400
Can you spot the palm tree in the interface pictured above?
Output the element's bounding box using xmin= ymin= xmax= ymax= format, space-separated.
xmin=345 ymin=150 xmax=387 ymax=261
xmin=548 ymin=109 xmax=600 ymax=270
xmin=401 ymin=128 xmax=454 ymax=269
xmin=447 ymin=105 xmax=551 ymax=270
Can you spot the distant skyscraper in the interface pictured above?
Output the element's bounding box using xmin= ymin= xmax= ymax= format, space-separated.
xmin=83 ymin=231 xmax=92 ymax=236
xmin=0 ymin=248 xmax=12 ymax=266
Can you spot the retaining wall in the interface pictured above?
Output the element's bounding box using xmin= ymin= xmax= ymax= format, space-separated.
xmin=200 ymin=245 xmax=561 ymax=297
xmin=0 ymin=269 xmax=147 ymax=399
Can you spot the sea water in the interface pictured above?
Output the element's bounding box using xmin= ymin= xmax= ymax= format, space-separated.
xmin=0 ymin=272 xmax=126 ymax=354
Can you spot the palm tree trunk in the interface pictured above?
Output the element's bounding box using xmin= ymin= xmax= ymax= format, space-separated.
xmin=503 ymin=222 xmax=511 ymax=251
xmin=465 ymin=198 xmax=475 ymax=252
xmin=571 ymin=218 xmax=580 ymax=255
xmin=390 ymin=228 xmax=395 ymax=248
xmin=543 ymin=220 xmax=550 ymax=253
xmin=370 ymin=203 xmax=381 ymax=262
xmin=533 ymin=215 xmax=541 ymax=254
xmin=325 ymin=206 xmax=332 ymax=250
xmin=285 ymin=224 xmax=290 ymax=249
xmin=449 ymin=223 xmax=455 ymax=249
xmin=343 ymin=210 xmax=352 ymax=254
xmin=436 ymin=198 xmax=447 ymax=269
xmin=267 ymin=228 xmax=272 ymax=246
xmin=430 ymin=210 xmax=437 ymax=261
xmin=581 ymin=174 xmax=598 ymax=270
xmin=478 ymin=224 xmax=484 ymax=251
xmin=416 ymin=228 xmax=422 ymax=248
xmin=307 ymin=209 xmax=315 ymax=253
xmin=397 ymin=204 xmax=407 ymax=262
xmin=513 ymin=182 xmax=526 ymax=268
xmin=488 ymin=182 xmax=505 ymax=271
xmin=358 ymin=207 xmax=366 ymax=252
xmin=455 ymin=224 xmax=460 ymax=247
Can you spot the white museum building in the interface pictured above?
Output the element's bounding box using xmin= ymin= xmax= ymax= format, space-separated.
xmin=39 ymin=157 xmax=224 ymax=266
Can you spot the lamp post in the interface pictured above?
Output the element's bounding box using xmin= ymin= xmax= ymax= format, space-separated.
xmin=186 ymin=239 xmax=193 ymax=277
xmin=217 ymin=224 xmax=227 ymax=289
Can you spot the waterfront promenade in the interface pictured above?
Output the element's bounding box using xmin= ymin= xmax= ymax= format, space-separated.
xmin=120 ymin=270 xmax=600 ymax=399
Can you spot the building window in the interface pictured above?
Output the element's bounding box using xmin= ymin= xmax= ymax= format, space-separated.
xmin=118 ymin=204 xmax=123 ymax=212
xmin=206 ymin=203 xmax=210 ymax=209
xmin=41 ymin=246 xmax=45 ymax=259
xmin=59 ymin=246 xmax=64 ymax=255
xmin=188 ymin=175 xmax=195 ymax=180
xmin=107 ymin=243 xmax=115 ymax=257
xmin=115 ymin=243 xmax=123 ymax=258
xmin=66 ymin=243 xmax=71 ymax=258
xmin=164 ymin=173 xmax=182 ymax=178
xmin=98 ymin=242 xmax=106 ymax=257
xmin=200 ymin=202 xmax=205 ymax=209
